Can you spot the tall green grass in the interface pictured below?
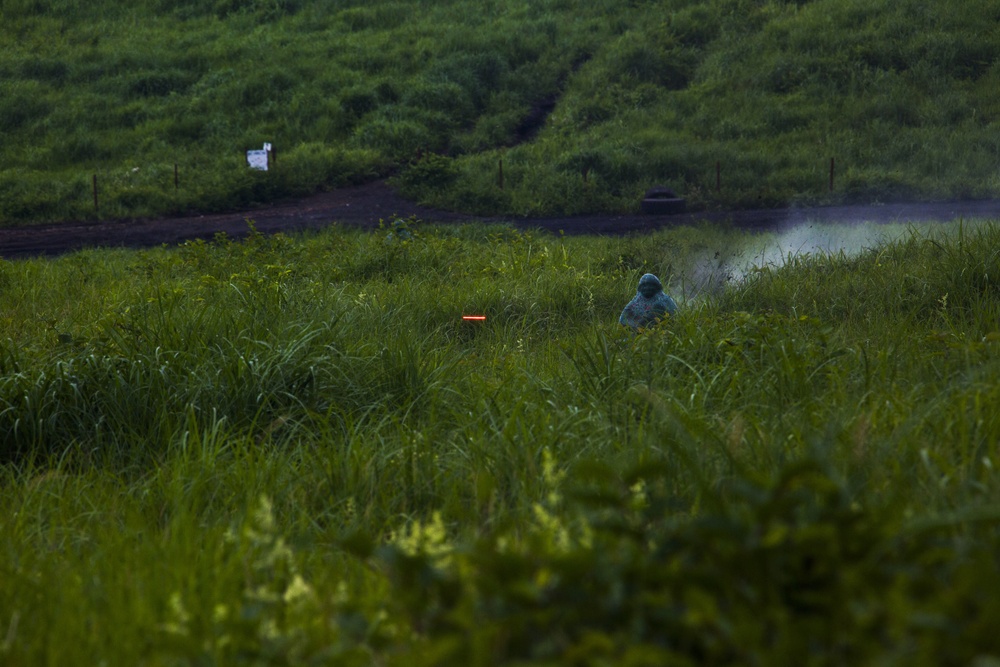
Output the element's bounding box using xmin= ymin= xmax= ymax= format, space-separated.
xmin=2 ymin=218 xmax=1000 ymax=663
xmin=2 ymin=0 xmax=999 ymax=223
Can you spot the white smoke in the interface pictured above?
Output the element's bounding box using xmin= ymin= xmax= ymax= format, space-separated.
xmin=725 ymin=221 xmax=902 ymax=282
xmin=678 ymin=221 xmax=916 ymax=300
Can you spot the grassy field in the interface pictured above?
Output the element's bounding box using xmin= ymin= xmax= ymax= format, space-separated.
xmin=5 ymin=0 xmax=1000 ymax=662
xmin=3 ymin=217 xmax=1000 ymax=664
xmin=3 ymin=0 xmax=1000 ymax=222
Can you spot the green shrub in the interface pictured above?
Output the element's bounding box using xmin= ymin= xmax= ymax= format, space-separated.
xmin=368 ymin=459 xmax=1000 ymax=666
xmin=392 ymin=153 xmax=459 ymax=199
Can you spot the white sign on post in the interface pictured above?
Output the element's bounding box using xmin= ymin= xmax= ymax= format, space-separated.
xmin=246 ymin=143 xmax=272 ymax=171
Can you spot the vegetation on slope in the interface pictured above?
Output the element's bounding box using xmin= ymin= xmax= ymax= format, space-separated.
xmin=3 ymin=218 xmax=1000 ymax=663
xmin=2 ymin=0 xmax=999 ymax=223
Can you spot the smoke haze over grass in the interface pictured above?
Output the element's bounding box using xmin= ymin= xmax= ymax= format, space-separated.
xmin=679 ymin=218 xmax=993 ymax=301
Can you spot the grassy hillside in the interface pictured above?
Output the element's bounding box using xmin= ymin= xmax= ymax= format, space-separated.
xmin=3 ymin=218 xmax=1000 ymax=663
xmin=2 ymin=0 xmax=999 ymax=223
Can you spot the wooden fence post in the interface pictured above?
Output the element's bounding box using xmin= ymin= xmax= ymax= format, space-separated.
xmin=92 ymin=174 xmax=99 ymax=212
xmin=829 ymin=157 xmax=835 ymax=193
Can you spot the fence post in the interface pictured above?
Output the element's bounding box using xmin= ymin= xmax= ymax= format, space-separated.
xmin=716 ymin=160 xmax=721 ymax=192
xmin=829 ymin=157 xmax=835 ymax=193
xmin=174 ymin=163 xmax=179 ymax=191
xmin=498 ymin=158 xmax=504 ymax=190
xmin=92 ymin=174 xmax=99 ymax=212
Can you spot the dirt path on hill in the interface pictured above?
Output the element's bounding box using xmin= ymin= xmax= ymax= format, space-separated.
xmin=2 ymin=179 xmax=999 ymax=258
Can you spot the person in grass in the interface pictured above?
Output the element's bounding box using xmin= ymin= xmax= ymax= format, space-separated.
xmin=619 ymin=273 xmax=678 ymax=331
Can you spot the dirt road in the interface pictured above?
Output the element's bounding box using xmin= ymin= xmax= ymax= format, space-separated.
xmin=2 ymin=180 xmax=998 ymax=258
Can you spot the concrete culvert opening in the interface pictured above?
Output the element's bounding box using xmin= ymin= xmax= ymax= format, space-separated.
xmin=641 ymin=186 xmax=686 ymax=215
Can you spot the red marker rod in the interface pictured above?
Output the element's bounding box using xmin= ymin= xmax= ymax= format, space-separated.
xmin=462 ymin=315 xmax=487 ymax=321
